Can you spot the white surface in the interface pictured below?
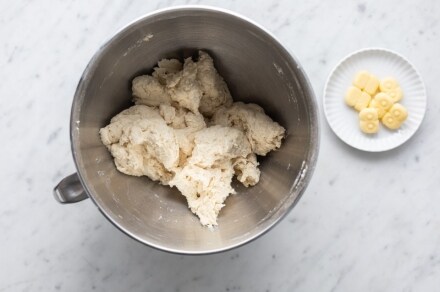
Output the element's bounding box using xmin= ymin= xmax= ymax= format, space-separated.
xmin=324 ymin=48 xmax=426 ymax=152
xmin=1 ymin=1 xmax=440 ymax=291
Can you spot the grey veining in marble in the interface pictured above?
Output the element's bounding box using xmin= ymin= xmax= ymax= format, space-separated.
xmin=1 ymin=0 xmax=440 ymax=291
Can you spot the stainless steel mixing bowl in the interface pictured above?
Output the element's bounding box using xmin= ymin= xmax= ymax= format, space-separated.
xmin=53 ymin=6 xmax=319 ymax=254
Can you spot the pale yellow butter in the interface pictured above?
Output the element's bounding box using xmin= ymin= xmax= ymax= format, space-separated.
xmin=345 ymin=86 xmax=362 ymax=107
xmin=369 ymin=92 xmax=393 ymax=118
xmin=353 ymin=71 xmax=370 ymax=89
xmin=382 ymin=103 xmax=408 ymax=130
xmin=359 ymin=108 xmax=379 ymax=134
xmin=386 ymin=87 xmax=403 ymax=103
xmin=345 ymin=86 xmax=371 ymax=111
xmin=363 ymin=74 xmax=379 ymax=95
xmin=355 ymin=91 xmax=371 ymax=111
xmin=345 ymin=72 xmax=408 ymax=133
xmin=379 ymin=77 xmax=403 ymax=103
xmin=379 ymin=77 xmax=398 ymax=92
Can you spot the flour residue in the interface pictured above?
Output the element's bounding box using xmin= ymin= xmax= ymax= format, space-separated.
xmin=273 ymin=63 xmax=284 ymax=75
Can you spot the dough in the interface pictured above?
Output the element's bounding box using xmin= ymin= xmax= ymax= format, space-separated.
xmin=212 ymin=102 xmax=285 ymax=156
xmin=233 ymin=153 xmax=260 ymax=187
xmin=169 ymin=126 xmax=253 ymax=226
xmin=166 ymin=57 xmax=203 ymax=113
xmin=99 ymin=105 xmax=179 ymax=184
xmin=153 ymin=58 xmax=183 ymax=83
xmin=132 ymin=75 xmax=171 ymax=106
xmin=100 ymin=51 xmax=286 ymax=227
xmin=170 ymin=164 xmax=235 ymax=226
xmin=196 ymin=51 xmax=233 ymax=116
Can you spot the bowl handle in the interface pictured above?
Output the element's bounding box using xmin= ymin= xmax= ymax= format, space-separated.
xmin=53 ymin=173 xmax=88 ymax=203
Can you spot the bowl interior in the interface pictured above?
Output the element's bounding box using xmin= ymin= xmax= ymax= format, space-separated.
xmin=72 ymin=7 xmax=318 ymax=253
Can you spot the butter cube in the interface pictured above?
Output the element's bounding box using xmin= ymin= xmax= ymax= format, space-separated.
xmin=345 ymin=86 xmax=371 ymax=111
xmin=354 ymin=91 xmax=371 ymax=111
xmin=369 ymin=92 xmax=393 ymax=118
xmin=386 ymin=87 xmax=403 ymax=103
xmin=382 ymin=114 xmax=400 ymax=130
xmin=359 ymin=108 xmax=379 ymax=134
xmin=389 ymin=103 xmax=408 ymax=121
xmin=353 ymin=71 xmax=370 ymax=89
xmin=382 ymin=103 xmax=408 ymax=130
xmin=379 ymin=77 xmax=399 ymax=92
xmin=345 ymin=71 xmax=407 ymax=134
xmin=359 ymin=107 xmax=379 ymax=121
xmin=379 ymin=77 xmax=403 ymax=103
xmin=345 ymin=86 xmax=362 ymax=107
xmin=364 ymin=74 xmax=380 ymax=95
xmin=360 ymin=120 xmax=379 ymax=134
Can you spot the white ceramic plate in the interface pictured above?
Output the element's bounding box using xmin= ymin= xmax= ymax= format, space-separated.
xmin=323 ymin=48 xmax=427 ymax=152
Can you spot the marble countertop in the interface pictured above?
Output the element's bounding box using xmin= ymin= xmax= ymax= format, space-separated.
xmin=2 ymin=0 xmax=439 ymax=291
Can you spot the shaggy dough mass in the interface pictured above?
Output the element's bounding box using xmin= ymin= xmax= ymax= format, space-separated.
xmin=100 ymin=51 xmax=285 ymax=227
